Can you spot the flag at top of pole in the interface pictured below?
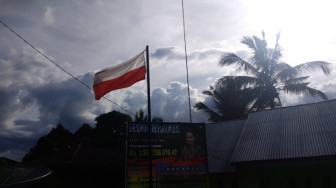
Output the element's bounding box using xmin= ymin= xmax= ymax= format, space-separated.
xmin=93 ymin=51 xmax=146 ymax=100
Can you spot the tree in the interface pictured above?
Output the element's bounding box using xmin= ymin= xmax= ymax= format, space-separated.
xmin=74 ymin=123 xmax=94 ymax=140
xmin=22 ymin=123 xmax=75 ymax=163
xmin=94 ymin=111 xmax=132 ymax=150
xmin=134 ymin=109 xmax=164 ymax=122
xmin=95 ymin=111 xmax=132 ymax=130
xmin=135 ymin=109 xmax=147 ymax=122
xmin=194 ymin=76 xmax=255 ymax=122
xmin=218 ymin=32 xmax=330 ymax=110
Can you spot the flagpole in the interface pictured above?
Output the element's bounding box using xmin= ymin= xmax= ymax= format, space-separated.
xmin=182 ymin=0 xmax=193 ymax=123
xmin=146 ymin=45 xmax=153 ymax=188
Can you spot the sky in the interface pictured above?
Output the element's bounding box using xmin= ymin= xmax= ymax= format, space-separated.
xmin=1 ymin=0 xmax=336 ymax=161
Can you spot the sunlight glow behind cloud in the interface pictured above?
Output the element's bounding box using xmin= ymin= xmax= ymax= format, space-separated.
xmin=244 ymin=0 xmax=336 ymax=64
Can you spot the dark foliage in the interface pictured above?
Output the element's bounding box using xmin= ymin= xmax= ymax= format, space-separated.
xmin=22 ymin=123 xmax=75 ymax=163
xmin=194 ymin=77 xmax=254 ymax=122
xmin=134 ymin=109 xmax=164 ymax=123
xmin=20 ymin=110 xmax=134 ymax=187
xmin=93 ymin=110 xmax=132 ymax=150
xmin=195 ymin=32 xmax=330 ymax=122
xmin=218 ymin=32 xmax=330 ymax=110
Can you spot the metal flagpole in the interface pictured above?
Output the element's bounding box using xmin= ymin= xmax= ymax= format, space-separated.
xmin=145 ymin=45 xmax=153 ymax=188
xmin=124 ymin=122 xmax=129 ymax=188
xmin=182 ymin=0 xmax=193 ymax=123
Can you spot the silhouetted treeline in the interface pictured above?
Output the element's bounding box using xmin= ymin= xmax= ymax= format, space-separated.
xmin=19 ymin=110 xmax=163 ymax=187
xmin=22 ymin=110 xmax=133 ymax=163
xmin=18 ymin=111 xmax=137 ymax=187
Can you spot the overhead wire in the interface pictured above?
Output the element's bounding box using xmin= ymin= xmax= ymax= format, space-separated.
xmin=0 ymin=19 xmax=135 ymax=117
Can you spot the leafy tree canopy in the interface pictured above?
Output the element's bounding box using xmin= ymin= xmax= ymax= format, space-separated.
xmin=195 ymin=77 xmax=255 ymax=122
xmin=195 ymin=32 xmax=330 ymax=122
xmin=23 ymin=111 xmax=134 ymax=163
xmin=22 ymin=123 xmax=75 ymax=162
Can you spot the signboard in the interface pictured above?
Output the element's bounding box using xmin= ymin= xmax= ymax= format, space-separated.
xmin=126 ymin=122 xmax=208 ymax=188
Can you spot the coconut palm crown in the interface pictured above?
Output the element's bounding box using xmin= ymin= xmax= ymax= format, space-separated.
xmin=195 ymin=32 xmax=331 ymax=122
xmin=194 ymin=76 xmax=256 ymax=122
xmin=219 ymin=32 xmax=330 ymax=110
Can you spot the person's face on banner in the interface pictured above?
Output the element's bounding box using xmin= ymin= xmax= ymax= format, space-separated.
xmin=186 ymin=132 xmax=195 ymax=147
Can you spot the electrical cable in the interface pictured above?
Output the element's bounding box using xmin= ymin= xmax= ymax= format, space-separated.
xmin=0 ymin=19 xmax=135 ymax=117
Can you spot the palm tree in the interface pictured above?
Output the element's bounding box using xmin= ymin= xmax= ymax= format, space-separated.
xmin=135 ymin=109 xmax=148 ymax=122
xmin=194 ymin=76 xmax=255 ymax=122
xmin=219 ymin=32 xmax=330 ymax=110
xmin=134 ymin=109 xmax=164 ymax=122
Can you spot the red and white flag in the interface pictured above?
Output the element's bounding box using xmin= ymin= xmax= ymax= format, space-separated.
xmin=93 ymin=51 xmax=146 ymax=100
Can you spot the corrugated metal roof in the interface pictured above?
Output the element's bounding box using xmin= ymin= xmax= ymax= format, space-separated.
xmin=231 ymin=99 xmax=336 ymax=163
xmin=206 ymin=120 xmax=246 ymax=173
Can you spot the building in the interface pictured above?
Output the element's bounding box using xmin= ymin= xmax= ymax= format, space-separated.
xmin=206 ymin=99 xmax=336 ymax=188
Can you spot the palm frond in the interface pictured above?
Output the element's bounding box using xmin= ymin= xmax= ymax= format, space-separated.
xmin=282 ymin=83 xmax=309 ymax=93
xmin=219 ymin=52 xmax=248 ymax=66
xmin=273 ymin=62 xmax=291 ymax=75
xmin=194 ymin=102 xmax=222 ymax=122
xmin=276 ymin=65 xmax=299 ymax=81
xmin=248 ymin=36 xmax=268 ymax=70
xmin=202 ymin=87 xmax=220 ymax=104
xmin=216 ymin=76 xmax=259 ymax=89
xmin=202 ymin=90 xmax=214 ymax=97
xmin=282 ymin=83 xmax=328 ymax=100
xmin=239 ymin=87 xmax=260 ymax=111
xmin=219 ymin=53 xmax=259 ymax=76
xmin=252 ymin=35 xmax=266 ymax=50
xmin=241 ymin=36 xmax=257 ymax=51
xmin=305 ymin=87 xmax=328 ymax=100
xmin=241 ymin=35 xmax=263 ymax=68
xmin=284 ymin=76 xmax=309 ymax=85
xmin=294 ymin=61 xmax=331 ymax=75
xmin=270 ymin=46 xmax=283 ymax=62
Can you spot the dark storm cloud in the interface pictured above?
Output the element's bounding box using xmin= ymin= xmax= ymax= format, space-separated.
xmin=152 ymin=47 xmax=175 ymax=59
xmin=152 ymin=47 xmax=184 ymax=60
xmin=25 ymin=72 xmax=96 ymax=132
xmin=0 ymin=71 xmax=98 ymax=161
xmin=0 ymin=44 xmax=99 ymax=160
xmin=0 ymin=72 xmax=96 ymax=136
xmin=0 ymin=43 xmax=210 ymax=161
xmin=189 ymin=49 xmax=224 ymax=60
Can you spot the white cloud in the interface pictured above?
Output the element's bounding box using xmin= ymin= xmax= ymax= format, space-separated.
xmin=150 ymin=81 xmax=208 ymax=122
xmin=43 ymin=6 xmax=55 ymax=25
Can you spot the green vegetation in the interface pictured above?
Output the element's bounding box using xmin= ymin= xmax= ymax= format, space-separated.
xmin=195 ymin=32 xmax=330 ymax=122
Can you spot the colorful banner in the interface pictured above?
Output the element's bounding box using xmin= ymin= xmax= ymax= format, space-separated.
xmin=126 ymin=122 xmax=208 ymax=188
